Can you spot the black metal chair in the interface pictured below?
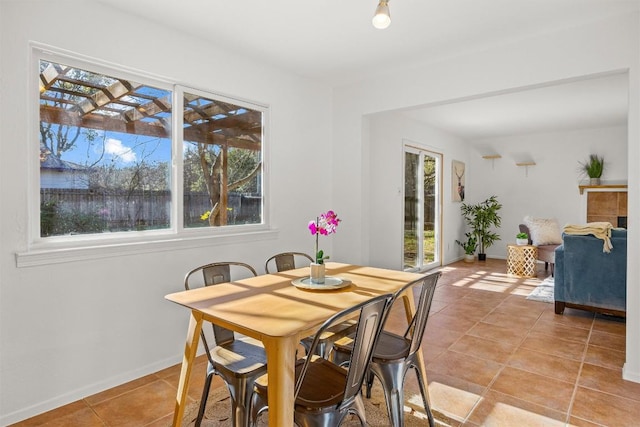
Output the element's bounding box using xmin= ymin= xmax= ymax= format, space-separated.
xmin=184 ymin=261 xmax=267 ymax=427
xmin=250 ymin=292 xmax=394 ymax=427
xmin=264 ymin=251 xmax=313 ymax=274
xmin=264 ymin=251 xmax=358 ymax=359
xmin=333 ymin=271 xmax=441 ymax=427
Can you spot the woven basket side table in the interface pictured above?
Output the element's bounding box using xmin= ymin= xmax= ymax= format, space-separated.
xmin=507 ymin=244 xmax=537 ymax=278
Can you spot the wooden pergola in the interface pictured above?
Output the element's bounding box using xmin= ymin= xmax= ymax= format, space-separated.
xmin=39 ymin=61 xmax=263 ymax=225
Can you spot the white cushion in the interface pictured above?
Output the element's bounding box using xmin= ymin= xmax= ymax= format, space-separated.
xmin=524 ymin=216 xmax=563 ymax=246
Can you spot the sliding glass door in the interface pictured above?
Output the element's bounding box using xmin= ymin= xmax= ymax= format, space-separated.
xmin=403 ymin=144 xmax=441 ymax=271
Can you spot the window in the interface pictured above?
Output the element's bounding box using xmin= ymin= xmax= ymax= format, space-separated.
xmin=35 ymin=49 xmax=265 ymax=246
xmin=181 ymin=89 xmax=263 ymax=229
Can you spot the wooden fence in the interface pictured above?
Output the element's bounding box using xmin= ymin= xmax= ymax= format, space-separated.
xmin=41 ymin=188 xmax=261 ymax=233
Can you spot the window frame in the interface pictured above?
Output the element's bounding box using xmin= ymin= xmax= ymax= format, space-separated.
xmin=19 ymin=43 xmax=272 ymax=267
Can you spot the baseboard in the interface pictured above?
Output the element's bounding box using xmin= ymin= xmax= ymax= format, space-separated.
xmin=0 ymin=354 xmax=184 ymax=426
xmin=623 ymin=363 xmax=640 ymax=384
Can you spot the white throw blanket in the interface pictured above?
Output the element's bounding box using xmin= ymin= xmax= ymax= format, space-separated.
xmin=563 ymin=222 xmax=613 ymax=253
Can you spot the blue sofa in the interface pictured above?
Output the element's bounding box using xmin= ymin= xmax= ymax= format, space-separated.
xmin=554 ymin=228 xmax=627 ymax=316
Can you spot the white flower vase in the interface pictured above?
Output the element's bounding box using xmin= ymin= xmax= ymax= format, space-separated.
xmin=310 ymin=262 xmax=326 ymax=284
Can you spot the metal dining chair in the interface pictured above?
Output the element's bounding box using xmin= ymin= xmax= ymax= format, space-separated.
xmin=264 ymin=251 xmax=313 ymax=274
xmin=184 ymin=261 xmax=267 ymax=427
xmin=264 ymin=251 xmax=358 ymax=359
xmin=333 ymin=271 xmax=441 ymax=427
xmin=250 ymin=292 xmax=394 ymax=427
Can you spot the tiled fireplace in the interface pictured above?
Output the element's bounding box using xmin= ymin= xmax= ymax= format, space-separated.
xmin=586 ymin=190 xmax=628 ymax=227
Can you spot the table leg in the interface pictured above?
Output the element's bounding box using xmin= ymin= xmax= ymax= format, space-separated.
xmin=172 ymin=310 xmax=203 ymax=427
xmin=263 ymin=335 xmax=297 ymax=426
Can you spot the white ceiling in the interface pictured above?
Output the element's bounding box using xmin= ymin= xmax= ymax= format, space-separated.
xmin=97 ymin=0 xmax=637 ymax=139
xmin=400 ymin=72 xmax=630 ymax=140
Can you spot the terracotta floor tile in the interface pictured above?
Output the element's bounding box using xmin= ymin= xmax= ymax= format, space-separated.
xmin=437 ymin=302 xmax=495 ymax=322
xmin=571 ymin=386 xmax=640 ymax=427
xmin=489 ymin=302 xmax=545 ymax=321
xmin=481 ymin=311 xmax=539 ymax=331
xmin=530 ymin=319 xmax=591 ymax=344
xmin=424 ymin=322 xmax=467 ymax=349
xmin=449 ymin=334 xmax=517 ymax=364
xmin=589 ymin=330 xmax=626 ymax=352
xmin=592 ymin=314 xmax=626 ymax=335
xmin=538 ymin=308 xmax=594 ymax=330
xmin=578 ymin=363 xmax=640 ymax=401
xmin=520 ymin=331 xmax=587 ymax=361
xmin=583 ymin=344 xmax=626 ymax=370
xmin=466 ymin=322 xmax=526 ymax=347
xmin=567 ymin=415 xmax=605 ymax=427
xmin=91 ymin=379 xmax=179 ymax=426
xmin=427 ymin=350 xmax=503 ymax=388
xmin=425 ymin=372 xmax=484 ymax=424
xmin=10 ymin=401 xmax=95 ymax=427
xmin=490 ymin=366 xmax=575 ymax=412
xmin=15 ymin=406 xmax=104 ymax=427
xmin=84 ymin=373 xmax=159 ymax=406
xmin=460 ymin=288 xmax=509 ymax=305
xmin=427 ymin=312 xmax=478 ymax=333
xmin=507 ymin=347 xmax=581 ymax=384
xmin=466 ymin=389 xmax=567 ymax=426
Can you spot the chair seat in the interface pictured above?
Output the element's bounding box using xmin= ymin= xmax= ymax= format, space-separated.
xmin=370 ymin=331 xmax=410 ymax=361
xmin=334 ymin=331 xmax=410 ymax=362
xmin=211 ymin=336 xmax=267 ymax=377
xmin=300 ymin=319 xmax=358 ymax=358
xmin=255 ymin=357 xmax=348 ymax=410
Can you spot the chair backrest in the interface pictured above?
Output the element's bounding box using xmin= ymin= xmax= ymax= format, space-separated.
xmin=264 ymin=252 xmax=313 ymax=274
xmin=295 ymin=293 xmax=394 ymax=408
xmin=519 ymin=224 xmax=533 ymax=245
xmin=184 ymin=262 xmax=258 ymax=346
xmin=395 ymin=271 xmax=441 ymax=358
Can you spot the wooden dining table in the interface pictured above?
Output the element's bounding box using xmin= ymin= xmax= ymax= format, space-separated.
xmin=165 ymin=262 xmax=427 ymax=427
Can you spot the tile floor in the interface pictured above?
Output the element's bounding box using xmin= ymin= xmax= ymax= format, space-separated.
xmin=11 ymin=259 xmax=639 ymax=426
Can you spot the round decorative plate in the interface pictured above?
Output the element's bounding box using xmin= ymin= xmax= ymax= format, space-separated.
xmin=291 ymin=276 xmax=352 ymax=291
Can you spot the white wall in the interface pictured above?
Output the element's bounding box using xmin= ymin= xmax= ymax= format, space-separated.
xmin=366 ymin=112 xmax=470 ymax=268
xmin=332 ymin=13 xmax=639 ymax=383
xmin=0 ymin=1 xmax=333 ymax=424
xmin=469 ymin=125 xmax=628 ymax=258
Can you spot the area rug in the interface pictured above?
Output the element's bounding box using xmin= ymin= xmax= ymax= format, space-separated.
xmin=526 ymin=276 xmax=554 ymax=303
xmin=174 ymin=381 xmax=453 ymax=426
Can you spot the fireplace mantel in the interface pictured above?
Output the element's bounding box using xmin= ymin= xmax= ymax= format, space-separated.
xmin=578 ymin=184 xmax=627 ymax=195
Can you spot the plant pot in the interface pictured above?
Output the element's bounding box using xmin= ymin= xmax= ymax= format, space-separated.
xmin=310 ymin=262 xmax=325 ymax=284
xmin=478 ymin=253 xmax=487 ymax=261
xmin=516 ymin=238 xmax=528 ymax=246
xmin=589 ymin=177 xmax=601 ymax=185
xmin=463 ymin=254 xmax=474 ymax=263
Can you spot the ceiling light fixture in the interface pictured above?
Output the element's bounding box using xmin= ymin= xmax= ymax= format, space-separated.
xmin=372 ymin=0 xmax=391 ymax=29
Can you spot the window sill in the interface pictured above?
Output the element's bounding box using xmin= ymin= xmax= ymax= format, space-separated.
xmin=15 ymin=229 xmax=278 ymax=267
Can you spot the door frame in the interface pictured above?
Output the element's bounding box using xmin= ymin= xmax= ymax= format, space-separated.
xmin=402 ymin=140 xmax=443 ymax=272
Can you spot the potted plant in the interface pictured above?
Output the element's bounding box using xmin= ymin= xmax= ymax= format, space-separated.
xmin=516 ymin=232 xmax=529 ymax=246
xmin=456 ymin=233 xmax=477 ymax=262
xmin=579 ymin=154 xmax=604 ymax=185
xmin=460 ymin=195 xmax=502 ymax=261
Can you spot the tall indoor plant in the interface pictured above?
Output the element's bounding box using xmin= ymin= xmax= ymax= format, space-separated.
xmin=460 ymin=195 xmax=502 ymax=261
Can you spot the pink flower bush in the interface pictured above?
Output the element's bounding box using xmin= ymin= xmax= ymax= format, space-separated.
xmin=309 ymin=210 xmax=341 ymax=264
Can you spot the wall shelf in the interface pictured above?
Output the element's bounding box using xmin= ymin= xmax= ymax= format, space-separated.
xmin=482 ymin=155 xmax=501 ymax=169
xmin=516 ymin=161 xmax=535 ymax=177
